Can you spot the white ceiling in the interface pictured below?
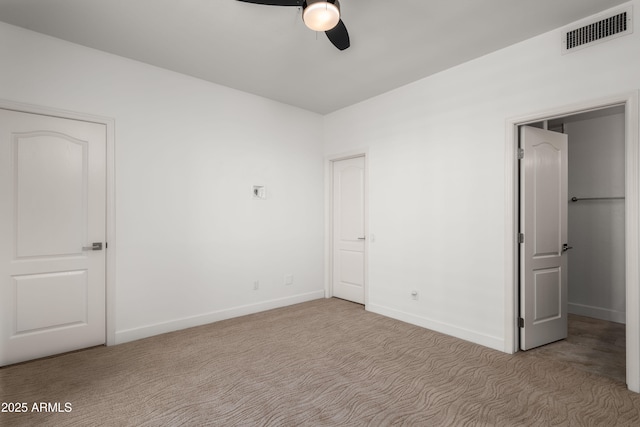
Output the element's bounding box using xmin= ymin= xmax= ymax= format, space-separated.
xmin=0 ymin=0 xmax=630 ymax=114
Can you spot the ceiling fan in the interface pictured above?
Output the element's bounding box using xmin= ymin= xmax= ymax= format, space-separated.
xmin=236 ymin=0 xmax=350 ymax=50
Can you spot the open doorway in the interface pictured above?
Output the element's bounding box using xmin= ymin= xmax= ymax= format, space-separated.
xmin=520 ymin=106 xmax=626 ymax=383
xmin=505 ymin=91 xmax=640 ymax=393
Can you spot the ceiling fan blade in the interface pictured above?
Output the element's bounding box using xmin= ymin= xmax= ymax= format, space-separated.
xmin=235 ymin=0 xmax=301 ymax=5
xmin=325 ymin=19 xmax=350 ymax=50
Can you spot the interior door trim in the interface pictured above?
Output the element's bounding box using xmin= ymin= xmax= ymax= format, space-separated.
xmin=504 ymin=91 xmax=640 ymax=393
xmin=0 ymin=99 xmax=116 ymax=347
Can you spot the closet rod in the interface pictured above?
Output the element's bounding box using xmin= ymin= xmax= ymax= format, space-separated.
xmin=570 ymin=196 xmax=625 ymax=202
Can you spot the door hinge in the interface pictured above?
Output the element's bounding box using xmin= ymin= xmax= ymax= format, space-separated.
xmin=518 ymin=318 xmax=524 ymax=328
xmin=517 ymin=148 xmax=524 ymax=159
xmin=518 ymin=233 xmax=524 ymax=244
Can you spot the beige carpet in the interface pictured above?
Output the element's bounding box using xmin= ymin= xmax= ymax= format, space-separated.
xmin=530 ymin=313 xmax=626 ymax=384
xmin=1 ymin=298 xmax=639 ymax=426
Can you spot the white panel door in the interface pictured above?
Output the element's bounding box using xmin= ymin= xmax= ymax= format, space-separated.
xmin=0 ymin=109 xmax=106 ymax=366
xmin=332 ymin=156 xmax=365 ymax=304
xmin=520 ymin=126 xmax=569 ymax=350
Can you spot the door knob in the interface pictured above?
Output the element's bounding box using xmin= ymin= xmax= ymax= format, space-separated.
xmin=82 ymin=242 xmax=103 ymax=251
xmin=562 ymin=243 xmax=573 ymax=253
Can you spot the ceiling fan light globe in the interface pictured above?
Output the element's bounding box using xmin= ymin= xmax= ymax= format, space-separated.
xmin=303 ymin=1 xmax=340 ymax=32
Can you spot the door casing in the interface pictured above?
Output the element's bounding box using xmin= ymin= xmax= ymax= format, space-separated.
xmin=0 ymin=99 xmax=116 ymax=347
xmin=505 ymin=91 xmax=640 ymax=392
xmin=325 ymin=151 xmax=368 ymax=306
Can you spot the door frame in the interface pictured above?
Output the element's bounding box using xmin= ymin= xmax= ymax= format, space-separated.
xmin=505 ymin=91 xmax=640 ymax=392
xmin=325 ymin=150 xmax=369 ymax=306
xmin=0 ymin=99 xmax=116 ymax=347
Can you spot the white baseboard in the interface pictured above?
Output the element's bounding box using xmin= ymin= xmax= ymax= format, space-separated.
xmin=115 ymin=290 xmax=325 ymax=345
xmin=568 ymin=302 xmax=626 ymax=324
xmin=366 ymin=303 xmax=504 ymax=352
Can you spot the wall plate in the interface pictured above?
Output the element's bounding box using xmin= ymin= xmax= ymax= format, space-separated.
xmin=252 ymin=185 xmax=266 ymax=200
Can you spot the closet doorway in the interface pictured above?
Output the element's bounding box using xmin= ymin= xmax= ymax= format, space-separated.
xmin=521 ymin=106 xmax=626 ymax=382
xmin=506 ymin=92 xmax=639 ymax=393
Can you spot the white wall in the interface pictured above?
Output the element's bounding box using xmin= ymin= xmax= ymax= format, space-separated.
xmin=0 ymin=22 xmax=325 ymax=343
xmin=566 ymin=111 xmax=626 ymax=323
xmin=324 ymin=1 xmax=640 ymax=351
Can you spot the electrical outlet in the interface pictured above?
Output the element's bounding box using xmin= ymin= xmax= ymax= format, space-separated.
xmin=284 ymin=274 xmax=293 ymax=286
xmin=411 ymin=290 xmax=419 ymax=300
xmin=253 ymin=280 xmax=259 ymax=291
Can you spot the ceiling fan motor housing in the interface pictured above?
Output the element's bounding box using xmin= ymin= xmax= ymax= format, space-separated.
xmin=302 ymin=0 xmax=340 ymax=9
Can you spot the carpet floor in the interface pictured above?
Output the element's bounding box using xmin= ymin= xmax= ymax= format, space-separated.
xmin=529 ymin=313 xmax=626 ymax=384
xmin=1 ymin=298 xmax=639 ymax=426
